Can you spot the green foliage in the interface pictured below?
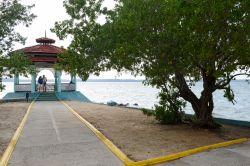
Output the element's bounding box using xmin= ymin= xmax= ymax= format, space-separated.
xmin=141 ymin=108 xmax=154 ymax=117
xmin=0 ymin=51 xmax=32 ymax=78
xmin=0 ymin=0 xmax=35 ymax=53
xmin=153 ymin=105 xmax=183 ymax=124
xmin=52 ymin=0 xmax=112 ymax=78
xmin=0 ymin=84 xmax=6 ymax=92
xmin=54 ymin=0 xmax=250 ymax=126
xmin=142 ymin=104 xmax=185 ymax=125
xmin=56 ymin=50 xmax=90 ymax=81
xmin=0 ymin=0 xmax=35 ymax=90
xmin=142 ymin=89 xmax=185 ymax=124
xmin=223 ymin=85 xmax=236 ymax=104
xmin=7 ymin=51 xmax=32 ymax=74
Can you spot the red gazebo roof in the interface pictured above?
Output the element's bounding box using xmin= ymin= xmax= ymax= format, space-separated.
xmin=22 ymin=44 xmax=63 ymax=54
xmin=17 ymin=36 xmax=64 ymax=63
xmin=20 ymin=36 xmax=63 ymax=54
xmin=36 ymin=37 xmax=55 ymax=44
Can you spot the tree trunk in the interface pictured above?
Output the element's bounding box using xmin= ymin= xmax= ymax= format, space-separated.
xmin=0 ymin=75 xmax=2 ymax=91
xmin=192 ymin=95 xmax=218 ymax=128
xmin=175 ymin=71 xmax=219 ymax=128
xmin=0 ymin=67 xmax=3 ymax=92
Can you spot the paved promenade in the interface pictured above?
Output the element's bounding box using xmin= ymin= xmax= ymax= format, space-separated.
xmin=159 ymin=140 xmax=250 ymax=166
xmin=7 ymin=100 xmax=250 ymax=166
xmin=9 ymin=101 xmax=122 ymax=166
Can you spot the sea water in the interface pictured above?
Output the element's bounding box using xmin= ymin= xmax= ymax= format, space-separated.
xmin=1 ymin=80 xmax=250 ymax=121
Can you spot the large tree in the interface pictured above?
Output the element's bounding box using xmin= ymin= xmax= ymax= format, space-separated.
xmin=0 ymin=0 xmax=35 ymax=90
xmin=53 ymin=0 xmax=250 ymax=128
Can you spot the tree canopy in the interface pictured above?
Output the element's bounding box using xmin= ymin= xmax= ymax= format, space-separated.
xmin=0 ymin=0 xmax=35 ymax=53
xmin=0 ymin=0 xmax=35 ymax=91
xmin=53 ymin=0 xmax=250 ymax=128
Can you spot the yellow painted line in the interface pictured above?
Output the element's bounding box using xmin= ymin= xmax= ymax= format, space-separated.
xmin=0 ymin=101 xmax=35 ymax=166
xmin=132 ymin=138 xmax=249 ymax=166
xmin=61 ymin=101 xmax=134 ymax=165
xmin=61 ymin=101 xmax=249 ymax=166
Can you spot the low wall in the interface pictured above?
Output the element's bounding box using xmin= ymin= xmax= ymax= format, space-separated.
xmin=61 ymin=83 xmax=76 ymax=91
xmin=184 ymin=114 xmax=250 ymax=128
xmin=15 ymin=83 xmax=76 ymax=92
xmin=2 ymin=92 xmax=39 ymax=101
xmin=15 ymin=84 xmax=31 ymax=92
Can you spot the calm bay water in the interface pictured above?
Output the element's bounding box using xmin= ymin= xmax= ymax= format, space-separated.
xmin=1 ymin=80 xmax=250 ymax=121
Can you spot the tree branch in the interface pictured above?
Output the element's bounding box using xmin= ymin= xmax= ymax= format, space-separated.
xmin=215 ymin=73 xmax=250 ymax=90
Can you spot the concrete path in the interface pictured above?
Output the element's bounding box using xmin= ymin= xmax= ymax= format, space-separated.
xmin=9 ymin=101 xmax=123 ymax=166
xmin=158 ymin=140 xmax=250 ymax=166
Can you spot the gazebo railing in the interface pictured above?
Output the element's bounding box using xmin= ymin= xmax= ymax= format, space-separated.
xmin=61 ymin=83 xmax=76 ymax=91
xmin=14 ymin=83 xmax=76 ymax=92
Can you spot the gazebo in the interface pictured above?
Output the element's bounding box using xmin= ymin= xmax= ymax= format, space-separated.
xmin=13 ymin=36 xmax=76 ymax=93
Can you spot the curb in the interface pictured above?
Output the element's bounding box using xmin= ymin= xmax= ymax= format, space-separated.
xmin=132 ymin=138 xmax=248 ymax=166
xmin=61 ymin=101 xmax=249 ymax=166
xmin=0 ymin=101 xmax=35 ymax=166
xmin=61 ymin=101 xmax=134 ymax=165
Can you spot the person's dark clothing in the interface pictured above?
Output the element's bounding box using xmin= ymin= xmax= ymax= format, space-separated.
xmin=38 ymin=78 xmax=43 ymax=84
xmin=26 ymin=92 xmax=29 ymax=103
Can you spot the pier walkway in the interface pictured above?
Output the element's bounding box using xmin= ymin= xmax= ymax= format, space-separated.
xmin=5 ymin=99 xmax=250 ymax=166
xmin=8 ymin=101 xmax=122 ymax=166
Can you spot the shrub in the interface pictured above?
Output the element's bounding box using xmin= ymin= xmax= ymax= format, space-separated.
xmin=142 ymin=90 xmax=185 ymax=124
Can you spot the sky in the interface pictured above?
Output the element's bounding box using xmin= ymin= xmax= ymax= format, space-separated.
xmin=15 ymin=0 xmax=144 ymax=80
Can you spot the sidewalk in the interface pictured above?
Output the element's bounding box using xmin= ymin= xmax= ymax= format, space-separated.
xmin=9 ymin=101 xmax=123 ymax=166
xmin=158 ymin=140 xmax=250 ymax=166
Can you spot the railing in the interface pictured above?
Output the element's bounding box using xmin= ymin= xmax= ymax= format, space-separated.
xmin=15 ymin=83 xmax=76 ymax=92
xmin=15 ymin=84 xmax=31 ymax=92
xmin=61 ymin=83 xmax=76 ymax=91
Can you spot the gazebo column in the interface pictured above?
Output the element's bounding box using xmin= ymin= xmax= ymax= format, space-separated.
xmin=56 ymin=70 xmax=62 ymax=92
xmin=54 ymin=72 xmax=57 ymax=91
xmin=31 ymin=73 xmax=36 ymax=93
xmin=70 ymin=74 xmax=76 ymax=91
xmin=14 ymin=74 xmax=19 ymax=92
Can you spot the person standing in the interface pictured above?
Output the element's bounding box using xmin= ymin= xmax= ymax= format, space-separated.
xmin=25 ymin=92 xmax=29 ymax=102
xmin=43 ymin=75 xmax=47 ymax=92
xmin=38 ymin=76 xmax=43 ymax=92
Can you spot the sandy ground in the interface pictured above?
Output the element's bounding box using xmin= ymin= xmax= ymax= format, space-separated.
xmin=0 ymin=102 xmax=29 ymax=157
xmin=67 ymin=101 xmax=250 ymax=161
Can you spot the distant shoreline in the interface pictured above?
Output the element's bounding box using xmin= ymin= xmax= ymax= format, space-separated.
xmin=3 ymin=79 xmax=249 ymax=83
xmin=2 ymin=79 xmax=144 ymax=83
